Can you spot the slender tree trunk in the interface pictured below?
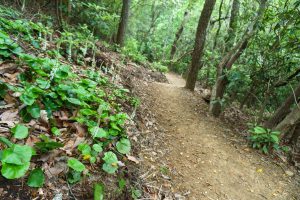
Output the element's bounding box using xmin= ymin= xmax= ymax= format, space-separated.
xmin=225 ymin=0 xmax=240 ymax=52
xmin=240 ymin=82 xmax=256 ymax=109
xmin=289 ymin=123 xmax=300 ymax=145
xmin=209 ymin=39 xmax=248 ymax=116
xmin=56 ymin=0 xmax=62 ymax=28
xmin=116 ymin=0 xmax=131 ymax=47
xmin=213 ymin=0 xmax=224 ymax=50
xmin=185 ymin=0 xmax=217 ymax=91
xmin=170 ymin=10 xmax=190 ymax=61
xmin=209 ymin=0 xmax=268 ymax=117
xmin=264 ymin=82 xmax=300 ymax=128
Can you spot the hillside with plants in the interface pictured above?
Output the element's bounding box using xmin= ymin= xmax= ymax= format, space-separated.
xmin=0 ymin=0 xmax=299 ymax=200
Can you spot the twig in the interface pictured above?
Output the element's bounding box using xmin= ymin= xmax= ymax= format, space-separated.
xmin=66 ymin=176 xmax=78 ymax=200
xmin=289 ymin=84 xmax=300 ymax=109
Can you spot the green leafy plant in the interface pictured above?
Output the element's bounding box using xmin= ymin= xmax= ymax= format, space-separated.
xmin=249 ymin=126 xmax=283 ymax=154
xmin=116 ymin=138 xmax=131 ymax=154
xmin=102 ymin=151 xmax=118 ymax=174
xmin=67 ymin=158 xmax=86 ymax=184
xmin=35 ymin=135 xmax=64 ymax=153
xmin=131 ymin=188 xmax=142 ymax=200
xmin=94 ymin=182 xmax=105 ymax=200
xmin=78 ymin=143 xmax=103 ymax=163
xmin=68 ymin=158 xmax=86 ymax=172
xmin=27 ymin=168 xmax=45 ymax=188
xmin=0 ymin=30 xmax=22 ymax=60
xmin=1 ymin=144 xmax=33 ymax=179
xmin=11 ymin=124 xmax=29 ymax=139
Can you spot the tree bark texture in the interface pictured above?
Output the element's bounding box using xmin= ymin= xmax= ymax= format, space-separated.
xmin=170 ymin=10 xmax=190 ymax=61
xmin=209 ymin=0 xmax=268 ymax=117
xmin=225 ymin=0 xmax=240 ymax=52
xmin=264 ymin=82 xmax=300 ymax=129
xmin=185 ymin=0 xmax=217 ymax=91
xmin=275 ymin=106 xmax=300 ymax=136
xmin=213 ymin=0 xmax=224 ymax=50
xmin=116 ymin=0 xmax=131 ymax=47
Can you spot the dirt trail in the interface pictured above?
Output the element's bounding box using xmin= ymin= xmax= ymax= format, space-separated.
xmin=144 ymin=73 xmax=299 ymax=200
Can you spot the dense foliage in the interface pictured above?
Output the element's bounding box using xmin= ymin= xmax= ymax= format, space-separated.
xmin=0 ymin=5 xmax=141 ymax=198
xmin=0 ymin=0 xmax=300 ymax=198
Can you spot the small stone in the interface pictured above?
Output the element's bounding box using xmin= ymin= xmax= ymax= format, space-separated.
xmin=285 ymin=170 xmax=294 ymax=177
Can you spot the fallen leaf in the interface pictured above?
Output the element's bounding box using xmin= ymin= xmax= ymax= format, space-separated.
xmin=0 ymin=110 xmax=18 ymax=121
xmin=73 ymin=123 xmax=86 ymax=137
xmin=40 ymin=110 xmax=49 ymax=123
xmin=256 ymin=168 xmax=263 ymax=173
xmin=285 ymin=170 xmax=294 ymax=177
xmin=73 ymin=137 xmax=85 ymax=148
xmin=62 ymin=140 xmax=75 ymax=155
xmin=26 ymin=135 xmax=40 ymax=147
xmin=127 ymin=155 xmax=139 ymax=164
xmin=48 ymin=162 xmax=67 ymax=177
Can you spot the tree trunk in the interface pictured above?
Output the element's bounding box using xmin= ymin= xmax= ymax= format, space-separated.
xmin=170 ymin=10 xmax=189 ymax=62
xmin=209 ymin=0 xmax=268 ymax=117
xmin=225 ymin=0 xmax=240 ymax=52
xmin=289 ymin=123 xmax=300 ymax=145
xmin=185 ymin=0 xmax=216 ymax=91
xmin=264 ymin=82 xmax=300 ymax=128
xmin=116 ymin=0 xmax=131 ymax=47
xmin=275 ymin=106 xmax=300 ymax=137
xmin=240 ymin=82 xmax=256 ymax=109
xmin=209 ymin=39 xmax=248 ymax=116
xmin=212 ymin=0 xmax=224 ymax=50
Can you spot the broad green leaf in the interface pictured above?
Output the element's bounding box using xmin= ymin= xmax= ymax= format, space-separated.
xmin=271 ymin=131 xmax=281 ymax=136
xmin=118 ymin=178 xmax=126 ymax=191
xmin=2 ymin=144 xmax=33 ymax=165
xmin=20 ymin=94 xmax=35 ymax=105
xmin=20 ymin=107 xmax=33 ymax=122
xmin=103 ymin=151 xmax=118 ymax=164
xmin=89 ymin=126 xmax=108 ymax=139
xmin=94 ymin=183 xmax=104 ymax=200
xmin=27 ymin=103 xmax=40 ymax=118
xmin=35 ymin=141 xmax=64 ymax=153
xmin=92 ymin=144 xmax=103 ymax=153
xmin=80 ymin=109 xmax=97 ymax=116
xmin=254 ymin=126 xmax=266 ymax=134
xmin=67 ymin=170 xmax=82 ymax=184
xmin=78 ymin=143 xmax=91 ymax=155
xmin=0 ymin=136 xmax=13 ymax=147
xmin=116 ymin=138 xmax=131 ymax=154
xmin=1 ymin=162 xmax=30 ymax=179
xmin=270 ymin=135 xmax=279 ymax=143
xmin=131 ymin=189 xmax=142 ymax=199
xmin=102 ymin=151 xmax=118 ymax=174
xmin=11 ymin=124 xmax=29 ymax=139
xmin=68 ymin=158 xmax=85 ymax=172
xmin=90 ymin=157 xmax=96 ymax=163
xmin=262 ymin=145 xmax=268 ymax=154
xmin=36 ymin=78 xmax=50 ymax=89
xmin=51 ymin=127 xmax=61 ymax=136
xmin=110 ymin=123 xmax=121 ymax=131
xmin=67 ymin=98 xmax=82 ymax=106
xmin=27 ymin=168 xmax=45 ymax=187
xmin=102 ymin=163 xmax=118 ymax=174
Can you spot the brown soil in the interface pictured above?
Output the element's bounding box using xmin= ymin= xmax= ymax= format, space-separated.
xmin=140 ymin=73 xmax=300 ymax=200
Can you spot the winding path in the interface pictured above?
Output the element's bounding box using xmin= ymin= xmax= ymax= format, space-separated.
xmin=144 ymin=73 xmax=299 ymax=200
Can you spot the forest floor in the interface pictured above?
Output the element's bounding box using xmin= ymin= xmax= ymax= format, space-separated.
xmin=137 ymin=72 xmax=300 ymax=200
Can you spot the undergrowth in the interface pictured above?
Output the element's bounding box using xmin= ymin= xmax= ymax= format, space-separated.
xmin=0 ymin=5 xmax=140 ymax=199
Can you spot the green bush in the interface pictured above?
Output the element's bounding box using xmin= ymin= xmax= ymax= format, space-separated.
xmin=151 ymin=62 xmax=169 ymax=73
xmin=122 ymin=38 xmax=147 ymax=63
xmin=249 ymin=126 xmax=288 ymax=154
